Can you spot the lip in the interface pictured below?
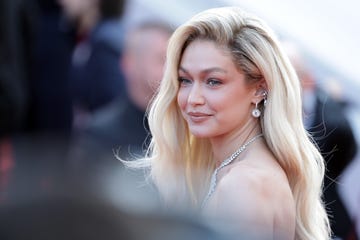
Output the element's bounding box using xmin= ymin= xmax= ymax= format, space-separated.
xmin=187 ymin=112 xmax=212 ymax=123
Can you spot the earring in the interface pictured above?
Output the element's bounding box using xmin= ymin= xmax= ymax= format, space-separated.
xmin=252 ymin=102 xmax=261 ymax=118
xmin=262 ymin=91 xmax=268 ymax=107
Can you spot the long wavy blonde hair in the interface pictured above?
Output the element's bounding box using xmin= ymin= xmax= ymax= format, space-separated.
xmin=128 ymin=7 xmax=330 ymax=240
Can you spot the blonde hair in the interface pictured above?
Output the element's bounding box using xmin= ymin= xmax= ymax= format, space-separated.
xmin=130 ymin=7 xmax=330 ymax=240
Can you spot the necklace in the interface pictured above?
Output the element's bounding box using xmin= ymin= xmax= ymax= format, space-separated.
xmin=201 ymin=133 xmax=263 ymax=208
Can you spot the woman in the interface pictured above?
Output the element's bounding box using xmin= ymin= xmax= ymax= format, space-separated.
xmin=127 ymin=7 xmax=330 ymax=240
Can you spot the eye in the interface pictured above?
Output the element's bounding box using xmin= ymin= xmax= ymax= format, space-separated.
xmin=207 ymin=78 xmax=222 ymax=86
xmin=178 ymin=77 xmax=192 ymax=86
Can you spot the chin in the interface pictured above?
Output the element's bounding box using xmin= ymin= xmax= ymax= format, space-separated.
xmin=190 ymin=133 xmax=208 ymax=138
xmin=189 ymin=129 xmax=214 ymax=138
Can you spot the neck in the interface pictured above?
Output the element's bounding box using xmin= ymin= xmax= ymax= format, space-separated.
xmin=211 ymin=120 xmax=262 ymax=167
xmin=77 ymin=10 xmax=100 ymax=36
xmin=128 ymin=83 xmax=153 ymax=111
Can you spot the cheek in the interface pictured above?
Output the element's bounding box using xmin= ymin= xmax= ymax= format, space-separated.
xmin=212 ymin=91 xmax=250 ymax=116
xmin=177 ymin=89 xmax=188 ymax=111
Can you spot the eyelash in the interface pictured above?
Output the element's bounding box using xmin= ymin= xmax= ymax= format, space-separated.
xmin=178 ymin=77 xmax=222 ymax=87
xmin=178 ymin=77 xmax=192 ymax=85
xmin=207 ymin=78 xmax=222 ymax=86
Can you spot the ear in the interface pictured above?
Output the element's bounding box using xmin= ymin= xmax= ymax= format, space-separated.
xmin=251 ymin=79 xmax=268 ymax=104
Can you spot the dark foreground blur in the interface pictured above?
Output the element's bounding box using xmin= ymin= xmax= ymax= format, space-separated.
xmin=0 ymin=135 xmax=228 ymax=240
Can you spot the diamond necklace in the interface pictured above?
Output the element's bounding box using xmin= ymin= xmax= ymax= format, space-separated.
xmin=201 ymin=133 xmax=264 ymax=208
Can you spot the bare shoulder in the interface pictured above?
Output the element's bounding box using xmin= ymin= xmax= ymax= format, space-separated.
xmin=215 ymin=160 xmax=294 ymax=213
xmin=222 ymin=159 xmax=293 ymax=203
xmin=207 ymin=155 xmax=295 ymax=239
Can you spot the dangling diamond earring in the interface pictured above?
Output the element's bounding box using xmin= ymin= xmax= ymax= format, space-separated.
xmin=252 ymin=102 xmax=261 ymax=118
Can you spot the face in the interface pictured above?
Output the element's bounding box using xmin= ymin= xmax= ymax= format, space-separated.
xmin=177 ymin=40 xmax=258 ymax=138
xmin=140 ymin=29 xmax=170 ymax=92
xmin=58 ymin=0 xmax=98 ymax=21
xmin=124 ymin=29 xmax=170 ymax=96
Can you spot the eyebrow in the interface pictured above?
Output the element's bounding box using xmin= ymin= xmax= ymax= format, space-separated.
xmin=179 ymin=66 xmax=227 ymax=74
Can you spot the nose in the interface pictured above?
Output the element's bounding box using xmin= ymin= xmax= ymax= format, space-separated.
xmin=188 ymin=83 xmax=205 ymax=106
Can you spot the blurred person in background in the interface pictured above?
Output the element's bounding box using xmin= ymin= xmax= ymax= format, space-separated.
xmin=0 ymin=0 xmax=35 ymax=137
xmin=124 ymin=7 xmax=330 ymax=240
xmin=284 ymin=41 xmax=358 ymax=240
xmin=1 ymin=0 xmax=86 ymax=206
xmin=58 ymin=0 xmax=128 ymax=130
xmin=1 ymin=0 xmax=76 ymax=137
xmin=29 ymin=0 xmax=75 ymax=136
xmin=0 ymin=0 xmax=39 ymax=203
xmin=0 ymin=0 xmax=74 ymax=209
xmin=68 ymin=20 xmax=173 ymax=175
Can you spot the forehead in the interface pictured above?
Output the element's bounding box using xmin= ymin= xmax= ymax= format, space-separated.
xmin=179 ymin=39 xmax=237 ymax=73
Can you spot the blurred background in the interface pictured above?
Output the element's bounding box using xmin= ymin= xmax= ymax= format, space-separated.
xmin=1 ymin=0 xmax=359 ymax=239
